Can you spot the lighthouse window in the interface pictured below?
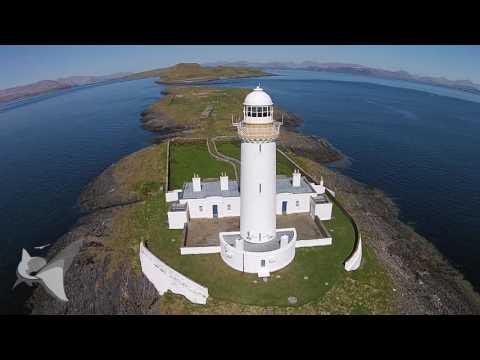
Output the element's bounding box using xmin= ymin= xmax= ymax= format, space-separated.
xmin=199 ymin=205 xmax=203 ymax=212
xmin=296 ymin=200 xmax=300 ymax=207
xmin=263 ymin=106 xmax=268 ymax=117
xmin=247 ymin=106 xmax=251 ymax=116
xmin=259 ymin=144 xmax=262 ymax=152
xmin=259 ymin=183 xmax=262 ymax=193
xmin=227 ymin=204 xmax=231 ymax=211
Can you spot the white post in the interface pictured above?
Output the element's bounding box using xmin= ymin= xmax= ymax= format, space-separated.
xmin=280 ymin=234 xmax=289 ymax=248
xmin=292 ymin=169 xmax=301 ymax=187
xmin=192 ymin=174 xmax=201 ymax=192
xmin=220 ymin=173 xmax=229 ymax=191
xmin=235 ymin=238 xmax=244 ymax=251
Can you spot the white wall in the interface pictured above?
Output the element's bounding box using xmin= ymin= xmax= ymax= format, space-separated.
xmin=167 ymin=211 xmax=188 ymax=229
xmin=139 ymin=242 xmax=209 ymax=305
xmin=309 ymin=183 xmax=325 ymax=194
xmin=182 ymin=197 xmax=240 ymax=219
xmin=219 ymin=232 xmax=244 ymax=272
xmin=180 ymin=246 xmax=220 ymax=255
xmin=219 ymin=229 xmax=297 ymax=276
xmin=344 ymin=234 xmax=362 ymax=271
xmin=276 ymin=193 xmax=312 ymax=215
xmin=165 ymin=190 xmax=181 ymax=203
xmin=296 ymin=238 xmax=332 ymax=247
xmin=313 ymin=202 xmax=333 ymax=220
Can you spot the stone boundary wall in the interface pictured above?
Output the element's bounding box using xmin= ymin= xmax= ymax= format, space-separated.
xmin=139 ymin=242 xmax=209 ymax=305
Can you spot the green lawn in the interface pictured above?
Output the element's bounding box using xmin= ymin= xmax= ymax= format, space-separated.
xmin=168 ymin=141 xmax=236 ymax=190
xmin=145 ymin=191 xmax=357 ymax=306
xmin=215 ymin=140 xmax=295 ymax=176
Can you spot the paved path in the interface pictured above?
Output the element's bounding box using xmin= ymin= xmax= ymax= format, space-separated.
xmin=207 ymin=137 xmax=239 ymax=181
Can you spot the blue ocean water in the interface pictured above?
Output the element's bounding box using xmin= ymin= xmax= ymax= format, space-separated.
xmin=1 ymin=70 xmax=479 ymax=313
xmin=0 ymin=78 xmax=164 ymax=313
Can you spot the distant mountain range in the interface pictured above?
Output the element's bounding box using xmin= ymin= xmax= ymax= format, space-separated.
xmin=205 ymin=61 xmax=480 ymax=96
xmin=0 ymin=73 xmax=131 ymax=104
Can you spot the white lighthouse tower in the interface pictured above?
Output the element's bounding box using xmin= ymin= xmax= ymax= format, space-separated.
xmin=238 ymin=86 xmax=279 ymax=244
xmin=218 ymin=86 xmax=297 ymax=277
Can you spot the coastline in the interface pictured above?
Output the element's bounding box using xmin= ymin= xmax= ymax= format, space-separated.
xmin=26 ymin=85 xmax=480 ymax=314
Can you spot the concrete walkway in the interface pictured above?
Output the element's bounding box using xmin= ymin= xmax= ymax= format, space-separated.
xmin=207 ymin=137 xmax=239 ymax=180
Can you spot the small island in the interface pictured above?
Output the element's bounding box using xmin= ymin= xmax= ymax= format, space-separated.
xmin=27 ymin=70 xmax=480 ymax=315
xmin=127 ymin=63 xmax=270 ymax=84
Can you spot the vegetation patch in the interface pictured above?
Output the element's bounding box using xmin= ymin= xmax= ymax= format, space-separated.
xmin=168 ymin=141 xmax=236 ymax=190
xmin=215 ymin=139 xmax=295 ymax=176
xmin=127 ymin=63 xmax=268 ymax=84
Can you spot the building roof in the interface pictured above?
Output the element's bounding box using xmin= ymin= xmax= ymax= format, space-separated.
xmin=276 ymin=175 xmax=315 ymax=194
xmin=182 ymin=179 xmax=240 ymax=199
xmin=243 ymin=86 xmax=273 ymax=106
xmin=181 ymin=175 xmax=315 ymax=200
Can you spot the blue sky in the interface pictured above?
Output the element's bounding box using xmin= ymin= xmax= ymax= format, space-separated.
xmin=1 ymin=45 xmax=479 ymax=89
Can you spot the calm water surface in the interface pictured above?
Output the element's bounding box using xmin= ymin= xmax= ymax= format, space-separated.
xmin=1 ymin=70 xmax=480 ymax=313
xmin=0 ymin=78 xmax=164 ymax=313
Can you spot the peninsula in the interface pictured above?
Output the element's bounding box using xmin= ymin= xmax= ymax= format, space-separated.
xmin=126 ymin=63 xmax=270 ymax=84
xmin=27 ymin=77 xmax=480 ymax=315
xmin=0 ymin=73 xmax=130 ymax=104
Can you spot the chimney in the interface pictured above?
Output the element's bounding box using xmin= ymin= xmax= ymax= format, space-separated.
xmin=220 ymin=173 xmax=229 ymax=191
xmin=192 ymin=174 xmax=201 ymax=192
xmin=292 ymin=169 xmax=301 ymax=187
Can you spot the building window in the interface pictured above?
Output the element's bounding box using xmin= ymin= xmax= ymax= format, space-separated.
xmin=199 ymin=205 xmax=203 ymax=212
xmin=227 ymin=204 xmax=231 ymax=211
xmin=296 ymin=200 xmax=300 ymax=207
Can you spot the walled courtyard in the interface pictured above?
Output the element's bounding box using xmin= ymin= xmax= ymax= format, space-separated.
xmin=185 ymin=213 xmax=330 ymax=247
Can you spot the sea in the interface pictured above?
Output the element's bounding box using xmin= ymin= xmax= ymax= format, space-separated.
xmin=1 ymin=69 xmax=479 ymax=313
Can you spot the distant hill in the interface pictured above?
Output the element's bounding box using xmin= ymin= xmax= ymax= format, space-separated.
xmin=206 ymin=61 xmax=480 ymax=96
xmin=0 ymin=73 xmax=131 ymax=104
xmin=126 ymin=63 xmax=269 ymax=84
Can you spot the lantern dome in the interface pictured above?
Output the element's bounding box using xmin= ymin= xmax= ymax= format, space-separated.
xmin=243 ymin=86 xmax=273 ymax=106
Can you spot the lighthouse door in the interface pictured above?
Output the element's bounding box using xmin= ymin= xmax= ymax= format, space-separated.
xmin=282 ymin=201 xmax=288 ymax=215
xmin=212 ymin=204 xmax=218 ymax=218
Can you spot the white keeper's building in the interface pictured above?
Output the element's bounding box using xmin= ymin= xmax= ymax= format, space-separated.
xmin=166 ymin=86 xmax=334 ymax=277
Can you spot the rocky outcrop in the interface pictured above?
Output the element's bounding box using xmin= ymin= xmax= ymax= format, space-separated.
xmin=297 ymin=157 xmax=480 ymax=314
xmin=27 ymin=206 xmax=159 ymax=314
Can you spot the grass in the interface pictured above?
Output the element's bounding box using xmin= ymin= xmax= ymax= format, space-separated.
xmin=215 ymin=140 xmax=295 ymax=176
xmin=168 ymin=141 xmax=236 ymax=190
xmin=127 ymin=63 xmax=268 ymax=83
xmin=146 ymin=86 xmax=251 ymax=138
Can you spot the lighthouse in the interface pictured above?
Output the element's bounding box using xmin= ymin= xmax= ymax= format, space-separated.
xmin=165 ymin=84 xmax=337 ymax=277
xmin=238 ymin=86 xmax=279 ymax=244
xmin=220 ymin=85 xmax=297 ymax=277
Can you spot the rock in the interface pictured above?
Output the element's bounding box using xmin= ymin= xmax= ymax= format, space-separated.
xmin=287 ymin=296 xmax=298 ymax=305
